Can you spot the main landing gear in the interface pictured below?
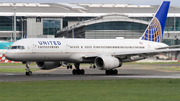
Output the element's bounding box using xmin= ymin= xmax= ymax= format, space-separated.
xmin=67 ymin=65 xmax=72 ymax=69
xmin=105 ymin=69 xmax=118 ymax=75
xmin=25 ymin=62 xmax=32 ymax=76
xmin=89 ymin=64 xmax=96 ymax=69
xmin=72 ymin=63 xmax=85 ymax=75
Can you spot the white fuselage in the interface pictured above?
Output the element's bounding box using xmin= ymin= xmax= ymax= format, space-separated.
xmin=5 ymin=38 xmax=168 ymax=63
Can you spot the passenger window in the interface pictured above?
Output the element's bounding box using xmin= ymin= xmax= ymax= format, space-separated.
xmin=22 ymin=46 xmax=25 ymax=49
xmin=11 ymin=46 xmax=17 ymax=49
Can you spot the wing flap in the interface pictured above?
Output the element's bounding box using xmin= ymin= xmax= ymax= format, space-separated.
xmin=156 ymin=45 xmax=180 ymax=49
xmin=114 ymin=48 xmax=180 ymax=57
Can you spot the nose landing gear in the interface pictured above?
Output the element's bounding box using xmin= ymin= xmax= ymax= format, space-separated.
xmin=25 ymin=62 xmax=32 ymax=76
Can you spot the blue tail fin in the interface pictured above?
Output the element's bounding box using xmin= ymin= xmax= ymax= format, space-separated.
xmin=141 ymin=1 xmax=170 ymax=42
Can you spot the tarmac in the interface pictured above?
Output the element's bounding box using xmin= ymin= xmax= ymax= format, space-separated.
xmin=0 ymin=63 xmax=180 ymax=81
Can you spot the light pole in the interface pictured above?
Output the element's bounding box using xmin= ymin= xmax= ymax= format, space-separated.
xmin=21 ymin=17 xmax=23 ymax=39
xmin=174 ymin=8 xmax=176 ymax=38
xmin=13 ymin=7 xmax=16 ymax=42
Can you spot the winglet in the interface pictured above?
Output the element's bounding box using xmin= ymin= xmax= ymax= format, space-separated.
xmin=141 ymin=1 xmax=170 ymax=42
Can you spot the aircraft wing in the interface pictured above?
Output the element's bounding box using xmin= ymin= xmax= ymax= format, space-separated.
xmin=84 ymin=48 xmax=180 ymax=59
xmin=156 ymin=45 xmax=180 ymax=49
xmin=83 ymin=53 xmax=102 ymax=58
xmin=114 ymin=48 xmax=180 ymax=57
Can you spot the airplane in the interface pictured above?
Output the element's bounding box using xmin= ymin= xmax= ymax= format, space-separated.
xmin=5 ymin=1 xmax=179 ymax=76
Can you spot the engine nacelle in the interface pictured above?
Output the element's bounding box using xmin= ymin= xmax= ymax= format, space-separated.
xmin=95 ymin=56 xmax=122 ymax=70
xmin=36 ymin=61 xmax=61 ymax=70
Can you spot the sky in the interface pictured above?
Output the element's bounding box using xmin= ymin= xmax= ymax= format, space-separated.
xmin=0 ymin=0 xmax=179 ymax=7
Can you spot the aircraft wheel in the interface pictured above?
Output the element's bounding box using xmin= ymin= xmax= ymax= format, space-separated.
xmin=113 ymin=69 xmax=118 ymax=75
xmin=93 ymin=65 xmax=96 ymax=69
xmin=67 ymin=66 xmax=70 ymax=69
xmin=105 ymin=70 xmax=110 ymax=75
xmin=72 ymin=69 xmax=77 ymax=75
xmin=29 ymin=71 xmax=32 ymax=76
xmin=25 ymin=71 xmax=32 ymax=76
xmin=80 ymin=69 xmax=85 ymax=75
xmin=25 ymin=72 xmax=29 ymax=76
xmin=77 ymin=70 xmax=81 ymax=75
xmin=70 ymin=65 xmax=72 ymax=69
xmin=110 ymin=70 xmax=114 ymax=75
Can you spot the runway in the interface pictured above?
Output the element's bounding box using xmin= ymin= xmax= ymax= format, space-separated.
xmin=0 ymin=65 xmax=180 ymax=81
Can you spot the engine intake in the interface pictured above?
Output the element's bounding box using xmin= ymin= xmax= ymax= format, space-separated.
xmin=95 ymin=56 xmax=122 ymax=70
xmin=36 ymin=61 xmax=61 ymax=70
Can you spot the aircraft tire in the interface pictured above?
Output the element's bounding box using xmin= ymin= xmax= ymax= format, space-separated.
xmin=25 ymin=71 xmax=32 ymax=76
xmin=72 ymin=69 xmax=77 ymax=75
xmin=29 ymin=71 xmax=32 ymax=76
xmin=113 ymin=69 xmax=118 ymax=75
xmin=70 ymin=65 xmax=72 ymax=69
xmin=80 ymin=69 xmax=85 ymax=75
xmin=67 ymin=66 xmax=69 ymax=69
xmin=77 ymin=70 xmax=81 ymax=75
xmin=110 ymin=70 xmax=114 ymax=75
xmin=93 ymin=65 xmax=96 ymax=69
xmin=25 ymin=72 xmax=29 ymax=76
xmin=105 ymin=70 xmax=110 ymax=75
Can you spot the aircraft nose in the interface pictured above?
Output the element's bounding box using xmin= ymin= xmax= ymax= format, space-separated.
xmin=5 ymin=51 xmax=14 ymax=60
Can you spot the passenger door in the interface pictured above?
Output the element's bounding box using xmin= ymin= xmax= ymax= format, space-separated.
xmin=63 ymin=41 xmax=69 ymax=53
xmin=30 ymin=41 xmax=36 ymax=53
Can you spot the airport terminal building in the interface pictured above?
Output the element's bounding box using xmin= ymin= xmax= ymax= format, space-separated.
xmin=0 ymin=2 xmax=180 ymax=45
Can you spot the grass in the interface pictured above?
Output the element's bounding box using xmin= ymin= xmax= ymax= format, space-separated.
xmin=124 ymin=62 xmax=180 ymax=65
xmin=0 ymin=68 xmax=39 ymax=73
xmin=0 ymin=63 xmax=36 ymax=66
xmin=0 ymin=79 xmax=180 ymax=101
xmin=159 ymin=67 xmax=180 ymax=71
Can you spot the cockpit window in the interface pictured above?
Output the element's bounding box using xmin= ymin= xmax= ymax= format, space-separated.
xmin=18 ymin=46 xmax=21 ymax=49
xmin=11 ymin=46 xmax=25 ymax=50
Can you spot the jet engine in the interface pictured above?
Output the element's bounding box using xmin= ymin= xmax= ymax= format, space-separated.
xmin=36 ymin=61 xmax=61 ymax=70
xmin=95 ymin=56 xmax=122 ymax=70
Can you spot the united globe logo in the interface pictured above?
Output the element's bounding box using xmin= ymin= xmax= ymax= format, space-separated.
xmin=141 ymin=17 xmax=162 ymax=42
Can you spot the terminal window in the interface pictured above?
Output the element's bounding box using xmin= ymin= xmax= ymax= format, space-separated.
xmin=43 ymin=20 xmax=61 ymax=35
xmin=0 ymin=16 xmax=22 ymax=31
